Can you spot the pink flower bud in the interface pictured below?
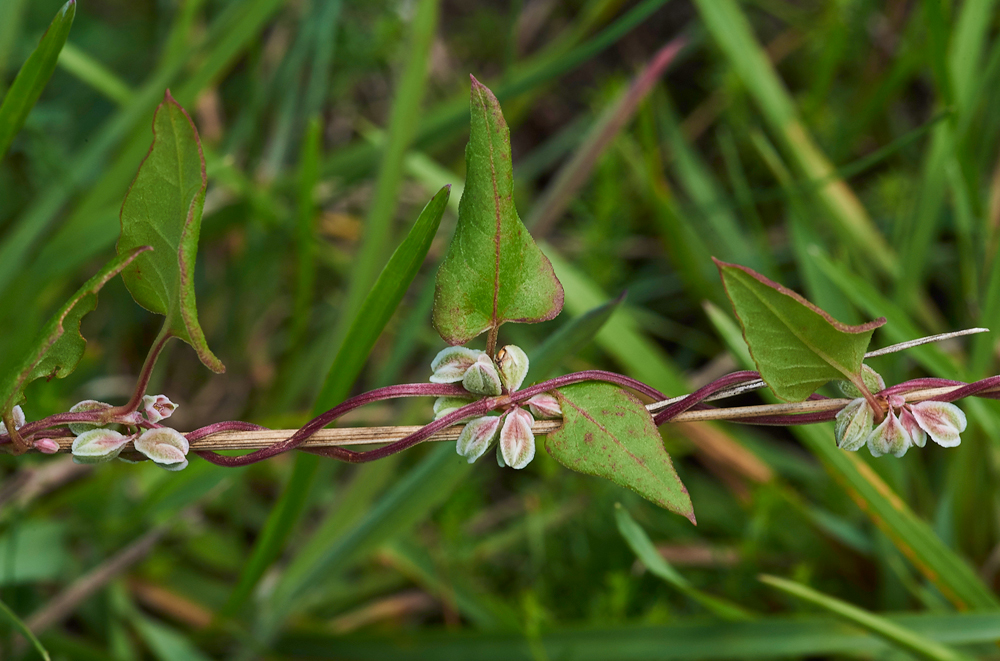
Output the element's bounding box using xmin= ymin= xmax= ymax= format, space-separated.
xmin=430 ymin=347 xmax=484 ymax=383
xmin=462 ymin=354 xmax=502 ymax=396
xmin=455 ymin=416 xmax=502 ymax=463
xmin=834 ymin=398 xmax=872 ymax=452
xmin=866 ymin=409 xmax=912 ymax=458
xmin=909 ymin=400 xmax=966 ymax=448
xmin=33 ymin=438 xmax=60 ymax=454
xmin=525 ymin=393 xmax=561 ymax=419
xmin=500 ymin=408 xmax=535 ymax=469
xmin=71 ymin=429 xmax=131 ymax=463
xmin=134 ymin=428 xmax=189 ymax=469
xmin=142 ymin=394 xmax=178 ymax=423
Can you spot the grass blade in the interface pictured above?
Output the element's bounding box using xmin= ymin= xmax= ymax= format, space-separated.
xmin=691 ymin=0 xmax=895 ymax=276
xmin=615 ymin=504 xmax=754 ymax=620
xmin=0 ymin=0 xmax=75 ymax=159
xmin=760 ymin=574 xmax=975 ymax=661
xmin=0 ymin=596 xmax=49 ymax=660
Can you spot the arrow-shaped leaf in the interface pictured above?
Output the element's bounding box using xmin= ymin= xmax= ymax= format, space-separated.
xmin=433 ymin=76 xmax=563 ymax=348
xmin=0 ymin=246 xmax=150 ymax=434
xmin=117 ymin=91 xmax=224 ymax=373
xmin=548 ymin=382 xmax=695 ymax=523
xmin=715 ymin=258 xmax=885 ymax=401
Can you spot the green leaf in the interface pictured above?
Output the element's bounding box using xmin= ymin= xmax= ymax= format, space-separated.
xmin=759 ymin=575 xmax=975 ymax=661
xmin=433 ymin=76 xmax=563 ymax=347
xmin=0 ymin=247 xmax=149 ymax=428
xmin=615 ymin=504 xmax=753 ymax=620
xmin=117 ymin=90 xmax=224 ymax=373
xmin=548 ymin=382 xmax=694 ymax=522
xmin=316 ymin=185 xmax=450 ymax=408
xmin=715 ymin=259 xmax=885 ymax=401
xmin=0 ymin=0 xmax=75 ymax=160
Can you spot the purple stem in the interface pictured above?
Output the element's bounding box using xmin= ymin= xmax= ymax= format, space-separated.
xmin=881 ymin=378 xmax=966 ymax=397
xmin=652 ymin=370 xmax=760 ymax=426
xmin=195 ymin=382 xmax=470 ymax=467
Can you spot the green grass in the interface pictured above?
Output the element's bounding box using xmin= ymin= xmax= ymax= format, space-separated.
xmin=1 ymin=1 xmax=999 ymax=659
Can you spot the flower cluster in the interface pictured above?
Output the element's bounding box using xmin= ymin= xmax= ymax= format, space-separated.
xmin=69 ymin=394 xmax=189 ymax=470
xmin=429 ymin=345 xmax=561 ymax=469
xmin=835 ymin=395 xmax=967 ymax=458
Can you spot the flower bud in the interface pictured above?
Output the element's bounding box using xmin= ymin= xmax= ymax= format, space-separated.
xmin=500 ymin=407 xmax=535 ymax=469
xmin=462 ymin=354 xmax=502 ymax=396
xmin=71 ymin=429 xmax=131 ymax=463
xmin=838 ymin=365 xmax=886 ymax=398
xmin=866 ymin=409 xmax=912 ymax=458
xmin=455 ymin=416 xmax=502 ymax=464
xmin=496 ymin=345 xmax=529 ymax=391
xmin=142 ymin=394 xmax=178 ymax=423
xmin=909 ymin=400 xmax=966 ymax=448
xmin=834 ymin=397 xmax=872 ymax=452
xmin=134 ymin=428 xmax=189 ymax=470
xmin=0 ymin=405 xmax=25 ymax=435
xmin=525 ymin=393 xmax=561 ymax=419
xmin=430 ymin=347 xmax=484 ymax=383
xmin=68 ymin=400 xmax=113 ymax=435
xmin=433 ymin=396 xmax=475 ymax=421
xmin=33 ymin=438 xmax=60 ymax=454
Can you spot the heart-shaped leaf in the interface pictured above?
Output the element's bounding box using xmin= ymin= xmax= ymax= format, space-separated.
xmin=548 ymin=382 xmax=694 ymax=523
xmin=117 ymin=90 xmax=224 ymax=373
xmin=0 ymin=247 xmax=150 ymax=438
xmin=432 ymin=76 xmax=563 ymax=348
xmin=715 ymin=259 xmax=885 ymax=401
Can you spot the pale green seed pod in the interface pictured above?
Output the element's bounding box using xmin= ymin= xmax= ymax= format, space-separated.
xmin=134 ymin=428 xmax=189 ymax=469
xmin=495 ymin=345 xmax=529 ymax=391
xmin=834 ymin=397 xmax=872 ymax=452
xmin=68 ymin=400 xmax=113 ymax=436
xmin=462 ymin=354 xmax=502 ymax=396
xmin=430 ymin=347 xmax=484 ymax=383
xmin=71 ymin=429 xmax=131 ymax=464
xmin=455 ymin=416 xmax=502 ymax=464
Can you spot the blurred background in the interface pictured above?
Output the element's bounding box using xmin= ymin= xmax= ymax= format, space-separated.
xmin=2 ymin=0 xmax=1000 ymax=658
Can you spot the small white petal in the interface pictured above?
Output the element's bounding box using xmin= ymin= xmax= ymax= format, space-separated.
xmin=433 ymin=396 xmax=475 ymax=421
xmin=430 ymin=347 xmax=484 ymax=383
xmin=455 ymin=416 xmax=502 ymax=463
xmin=462 ymin=354 xmax=502 ymax=396
xmin=866 ymin=409 xmax=912 ymax=458
xmin=500 ymin=408 xmax=535 ymax=469
xmin=496 ymin=345 xmax=529 ymax=391
xmin=526 ymin=393 xmax=562 ymax=419
xmin=835 ymin=398 xmax=872 ymax=452
xmin=68 ymin=400 xmax=113 ymax=436
xmin=910 ymin=401 xmax=966 ymax=448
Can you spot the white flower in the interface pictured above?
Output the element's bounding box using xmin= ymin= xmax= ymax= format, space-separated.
xmin=835 ymin=395 xmax=967 ymax=457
